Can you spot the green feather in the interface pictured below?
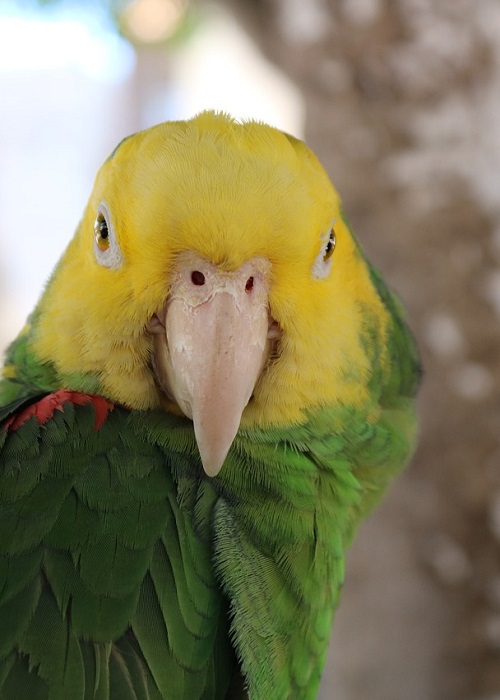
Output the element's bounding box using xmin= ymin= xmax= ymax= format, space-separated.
xmin=0 ymin=398 xmax=237 ymax=698
xmin=0 ymin=653 xmax=49 ymax=700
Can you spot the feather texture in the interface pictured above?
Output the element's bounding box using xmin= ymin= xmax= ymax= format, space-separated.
xmin=0 ymin=397 xmax=235 ymax=699
xmin=0 ymin=112 xmax=420 ymax=698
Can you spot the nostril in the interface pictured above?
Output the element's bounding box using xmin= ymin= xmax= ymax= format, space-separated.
xmin=245 ymin=276 xmax=254 ymax=292
xmin=191 ymin=270 xmax=206 ymax=286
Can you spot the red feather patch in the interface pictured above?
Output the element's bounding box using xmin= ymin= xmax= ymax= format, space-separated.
xmin=4 ymin=390 xmax=114 ymax=432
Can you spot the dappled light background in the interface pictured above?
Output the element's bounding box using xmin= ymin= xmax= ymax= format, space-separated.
xmin=1 ymin=1 xmax=499 ymax=698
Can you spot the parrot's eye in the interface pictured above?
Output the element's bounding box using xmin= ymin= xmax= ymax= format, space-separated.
xmin=94 ymin=213 xmax=109 ymax=251
xmin=93 ymin=201 xmax=123 ymax=270
xmin=312 ymin=223 xmax=336 ymax=280
xmin=323 ymin=228 xmax=336 ymax=262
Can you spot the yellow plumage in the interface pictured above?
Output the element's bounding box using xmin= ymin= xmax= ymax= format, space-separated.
xmin=31 ymin=111 xmax=389 ymax=425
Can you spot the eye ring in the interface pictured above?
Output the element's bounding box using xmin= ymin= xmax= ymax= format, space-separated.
xmin=93 ymin=201 xmax=123 ymax=269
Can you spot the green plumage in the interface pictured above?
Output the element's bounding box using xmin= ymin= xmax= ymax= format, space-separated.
xmin=0 ymin=400 xmax=235 ymax=699
xmin=0 ymin=113 xmax=420 ymax=699
xmin=0 ymin=346 xmax=418 ymax=699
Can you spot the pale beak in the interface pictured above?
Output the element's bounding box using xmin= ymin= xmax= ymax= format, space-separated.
xmin=151 ymin=252 xmax=273 ymax=476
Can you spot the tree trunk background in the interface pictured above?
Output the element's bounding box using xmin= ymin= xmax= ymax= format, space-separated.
xmin=217 ymin=0 xmax=500 ymax=697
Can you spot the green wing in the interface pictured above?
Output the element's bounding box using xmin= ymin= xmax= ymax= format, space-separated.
xmin=344 ymin=266 xmax=421 ymax=534
xmin=0 ymin=393 xmax=235 ymax=700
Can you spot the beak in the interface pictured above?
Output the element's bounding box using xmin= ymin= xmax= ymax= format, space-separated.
xmin=151 ymin=253 xmax=273 ymax=476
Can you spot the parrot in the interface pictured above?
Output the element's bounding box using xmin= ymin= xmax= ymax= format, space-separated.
xmin=0 ymin=111 xmax=420 ymax=700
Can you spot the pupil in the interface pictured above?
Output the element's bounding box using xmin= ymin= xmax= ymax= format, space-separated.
xmin=245 ymin=276 xmax=254 ymax=291
xmin=99 ymin=221 xmax=108 ymax=239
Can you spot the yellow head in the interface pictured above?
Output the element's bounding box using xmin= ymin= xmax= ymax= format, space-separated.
xmin=27 ymin=111 xmax=390 ymax=473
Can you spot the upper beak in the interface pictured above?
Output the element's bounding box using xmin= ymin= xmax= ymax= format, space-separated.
xmin=151 ymin=252 xmax=273 ymax=476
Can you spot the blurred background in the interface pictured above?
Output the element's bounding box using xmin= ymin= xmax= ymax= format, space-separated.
xmin=0 ymin=0 xmax=498 ymax=697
